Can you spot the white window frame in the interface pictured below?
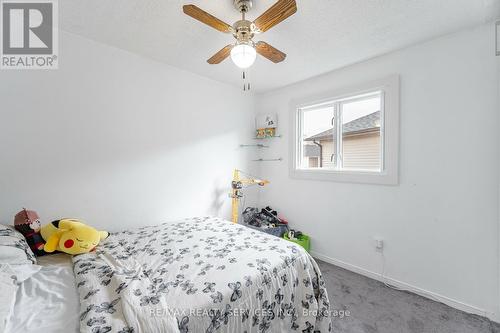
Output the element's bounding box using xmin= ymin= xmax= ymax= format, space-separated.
xmin=290 ymin=75 xmax=399 ymax=185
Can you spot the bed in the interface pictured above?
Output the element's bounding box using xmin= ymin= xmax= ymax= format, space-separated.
xmin=2 ymin=217 xmax=332 ymax=333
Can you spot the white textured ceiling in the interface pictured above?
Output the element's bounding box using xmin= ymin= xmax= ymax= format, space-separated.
xmin=60 ymin=0 xmax=500 ymax=92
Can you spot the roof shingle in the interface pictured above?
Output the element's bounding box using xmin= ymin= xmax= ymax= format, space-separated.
xmin=305 ymin=111 xmax=380 ymax=141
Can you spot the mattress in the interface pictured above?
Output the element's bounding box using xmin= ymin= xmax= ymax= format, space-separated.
xmin=6 ymin=253 xmax=80 ymax=333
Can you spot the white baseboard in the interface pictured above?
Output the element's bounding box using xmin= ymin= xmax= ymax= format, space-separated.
xmin=311 ymin=251 xmax=499 ymax=323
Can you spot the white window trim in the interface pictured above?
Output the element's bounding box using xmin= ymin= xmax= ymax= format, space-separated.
xmin=289 ymin=75 xmax=400 ymax=185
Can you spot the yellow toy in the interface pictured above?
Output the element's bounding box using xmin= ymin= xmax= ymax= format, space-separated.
xmin=230 ymin=169 xmax=269 ymax=223
xmin=41 ymin=219 xmax=109 ymax=255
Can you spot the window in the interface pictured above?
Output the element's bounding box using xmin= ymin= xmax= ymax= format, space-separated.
xmin=299 ymin=92 xmax=382 ymax=171
xmin=291 ymin=76 xmax=399 ymax=185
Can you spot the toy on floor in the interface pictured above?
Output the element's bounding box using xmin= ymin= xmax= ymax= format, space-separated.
xmin=261 ymin=206 xmax=282 ymax=225
xmin=287 ymin=229 xmax=303 ymax=240
xmin=41 ymin=219 xmax=109 ymax=255
xmin=230 ymin=169 xmax=269 ymax=223
xmin=242 ymin=206 xmax=289 ymax=237
xmin=14 ymin=208 xmax=47 ymax=256
xmin=283 ymin=231 xmax=310 ymax=252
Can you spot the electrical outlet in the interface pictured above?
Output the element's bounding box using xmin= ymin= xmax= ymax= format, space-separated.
xmin=374 ymin=238 xmax=384 ymax=252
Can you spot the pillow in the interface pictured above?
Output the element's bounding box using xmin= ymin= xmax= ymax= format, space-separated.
xmin=0 ymin=224 xmax=36 ymax=265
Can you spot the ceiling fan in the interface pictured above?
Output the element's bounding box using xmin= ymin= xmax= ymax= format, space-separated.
xmin=183 ymin=0 xmax=297 ymax=70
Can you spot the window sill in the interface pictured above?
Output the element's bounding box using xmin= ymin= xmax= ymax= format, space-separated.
xmin=290 ymin=168 xmax=398 ymax=185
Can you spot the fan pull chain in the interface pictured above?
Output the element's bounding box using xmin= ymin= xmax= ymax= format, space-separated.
xmin=242 ymin=71 xmax=251 ymax=91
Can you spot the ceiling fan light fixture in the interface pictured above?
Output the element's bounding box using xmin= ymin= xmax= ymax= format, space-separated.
xmin=230 ymin=42 xmax=256 ymax=69
xmin=183 ymin=0 xmax=297 ymax=74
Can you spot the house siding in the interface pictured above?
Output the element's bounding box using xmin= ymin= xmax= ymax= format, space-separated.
xmin=342 ymin=133 xmax=381 ymax=170
xmin=321 ymin=140 xmax=336 ymax=169
xmin=319 ymin=132 xmax=381 ymax=170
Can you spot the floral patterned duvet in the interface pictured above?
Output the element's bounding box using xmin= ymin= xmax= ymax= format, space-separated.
xmin=72 ymin=217 xmax=332 ymax=333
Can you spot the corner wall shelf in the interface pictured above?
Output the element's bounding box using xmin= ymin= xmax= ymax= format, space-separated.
xmin=240 ymin=144 xmax=269 ymax=148
xmin=253 ymin=134 xmax=282 ymax=140
xmin=252 ymin=158 xmax=283 ymax=162
xmin=241 ymin=133 xmax=282 ymax=162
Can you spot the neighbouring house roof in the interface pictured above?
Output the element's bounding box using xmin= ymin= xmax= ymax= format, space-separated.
xmin=304 ymin=111 xmax=380 ymax=141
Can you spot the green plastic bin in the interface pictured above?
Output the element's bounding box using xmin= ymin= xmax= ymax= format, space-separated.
xmin=283 ymin=233 xmax=310 ymax=252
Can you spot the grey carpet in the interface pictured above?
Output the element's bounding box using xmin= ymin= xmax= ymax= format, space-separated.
xmin=316 ymin=260 xmax=500 ymax=333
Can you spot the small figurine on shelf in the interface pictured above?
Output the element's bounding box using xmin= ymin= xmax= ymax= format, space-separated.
xmin=256 ymin=113 xmax=277 ymax=138
xmin=256 ymin=128 xmax=267 ymax=139
xmin=265 ymin=128 xmax=276 ymax=137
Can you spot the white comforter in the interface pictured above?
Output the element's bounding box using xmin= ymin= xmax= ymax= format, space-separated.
xmin=73 ymin=217 xmax=332 ymax=333
xmin=7 ymin=254 xmax=80 ymax=333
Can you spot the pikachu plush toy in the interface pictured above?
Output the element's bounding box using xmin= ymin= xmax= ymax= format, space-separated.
xmin=41 ymin=219 xmax=109 ymax=255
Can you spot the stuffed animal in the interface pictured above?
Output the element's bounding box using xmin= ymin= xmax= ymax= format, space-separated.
xmin=41 ymin=219 xmax=109 ymax=255
xmin=14 ymin=208 xmax=47 ymax=256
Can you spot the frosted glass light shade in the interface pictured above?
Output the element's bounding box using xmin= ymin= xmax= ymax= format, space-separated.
xmin=230 ymin=43 xmax=256 ymax=69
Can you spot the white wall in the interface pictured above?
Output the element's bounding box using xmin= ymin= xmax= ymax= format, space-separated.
xmin=256 ymin=24 xmax=500 ymax=319
xmin=0 ymin=31 xmax=256 ymax=231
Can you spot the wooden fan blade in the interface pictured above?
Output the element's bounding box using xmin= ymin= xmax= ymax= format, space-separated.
xmin=183 ymin=5 xmax=232 ymax=33
xmin=253 ymin=0 xmax=297 ymax=32
xmin=255 ymin=41 xmax=286 ymax=63
xmin=207 ymin=45 xmax=233 ymax=64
